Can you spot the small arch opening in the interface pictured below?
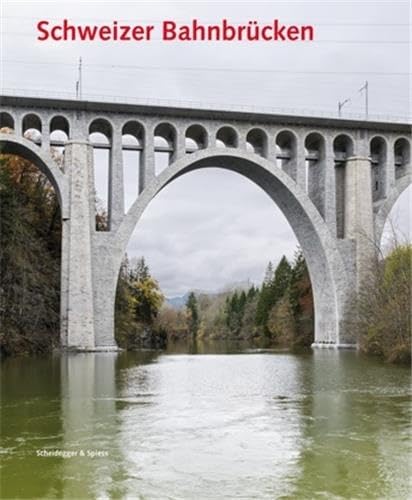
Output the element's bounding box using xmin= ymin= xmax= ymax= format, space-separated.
xmin=305 ymin=133 xmax=326 ymax=216
xmin=333 ymin=134 xmax=354 ymax=238
xmin=185 ymin=124 xmax=207 ymax=153
xmin=370 ymin=137 xmax=387 ymax=201
xmin=333 ymin=134 xmax=353 ymax=163
xmin=22 ymin=113 xmax=42 ymax=145
xmin=246 ymin=128 xmax=267 ymax=157
xmin=89 ymin=119 xmax=112 ymax=231
xmin=154 ymin=123 xmax=175 ymax=175
xmin=122 ymin=121 xmax=144 ymax=212
xmin=276 ymin=130 xmax=296 ymax=169
xmin=50 ymin=115 xmax=70 ymax=139
xmin=305 ymin=133 xmax=324 ymax=163
xmin=394 ymin=138 xmax=410 ymax=179
xmin=50 ymin=116 xmax=70 ymax=166
xmin=216 ymin=126 xmax=238 ymax=148
xmin=0 ymin=112 xmax=14 ymax=132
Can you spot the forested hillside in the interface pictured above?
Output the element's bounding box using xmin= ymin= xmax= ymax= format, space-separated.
xmin=0 ymin=154 xmax=61 ymax=356
xmin=162 ymin=251 xmax=315 ymax=349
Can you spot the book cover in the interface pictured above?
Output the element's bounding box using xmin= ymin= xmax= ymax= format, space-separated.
xmin=0 ymin=1 xmax=410 ymax=499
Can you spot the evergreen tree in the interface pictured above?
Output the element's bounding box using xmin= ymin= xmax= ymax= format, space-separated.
xmin=266 ymin=250 xmax=314 ymax=348
xmin=255 ymin=282 xmax=272 ymax=328
xmin=224 ymin=296 xmax=231 ymax=328
xmin=132 ymin=256 xmax=150 ymax=281
xmin=239 ymin=290 xmax=247 ymax=313
xmin=288 ymin=250 xmax=307 ymax=316
xmin=270 ymin=256 xmax=292 ymax=302
xmin=229 ymin=291 xmax=241 ymax=335
xmin=186 ymin=291 xmax=199 ymax=338
xmin=256 ymin=256 xmax=292 ymax=334
xmin=247 ymin=285 xmax=258 ymax=300
xmin=263 ymin=261 xmax=274 ymax=284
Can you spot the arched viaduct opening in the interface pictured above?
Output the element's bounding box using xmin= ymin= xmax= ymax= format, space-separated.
xmin=105 ymin=151 xmax=348 ymax=349
xmin=0 ymin=133 xmax=66 ymax=355
xmin=376 ymin=181 xmax=411 ymax=251
xmin=370 ymin=135 xmax=411 ymax=250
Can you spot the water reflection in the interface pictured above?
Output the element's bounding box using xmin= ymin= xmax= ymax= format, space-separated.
xmin=288 ymin=350 xmax=411 ymax=499
xmin=0 ymin=342 xmax=410 ymax=499
xmin=116 ymin=348 xmax=304 ymax=498
xmin=1 ymin=355 xmax=63 ymax=498
xmin=60 ymin=353 xmax=125 ymax=498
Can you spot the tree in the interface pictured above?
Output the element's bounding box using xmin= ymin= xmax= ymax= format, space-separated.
xmin=132 ymin=257 xmax=150 ymax=281
xmin=155 ymin=306 xmax=188 ymax=342
xmin=247 ymin=285 xmax=258 ymax=300
xmin=357 ymin=244 xmax=411 ymax=364
xmin=271 ymin=256 xmax=292 ymax=300
xmin=114 ymin=257 xmax=136 ymax=346
xmin=267 ymin=295 xmax=295 ymax=344
xmin=114 ymin=256 xmax=165 ymax=349
xmin=186 ymin=291 xmax=199 ymax=338
xmin=263 ymin=261 xmax=274 ymax=284
xmin=239 ymin=290 xmax=259 ymax=339
xmin=130 ymin=274 xmax=164 ymax=325
xmin=255 ymin=283 xmax=272 ymax=329
xmin=256 ymin=257 xmax=292 ymax=334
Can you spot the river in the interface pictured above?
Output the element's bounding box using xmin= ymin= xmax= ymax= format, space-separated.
xmin=1 ymin=341 xmax=410 ymax=499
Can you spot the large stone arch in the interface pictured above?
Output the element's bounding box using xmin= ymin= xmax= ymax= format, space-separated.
xmin=374 ymin=174 xmax=412 ymax=246
xmin=94 ymin=149 xmax=351 ymax=348
xmin=0 ymin=133 xmax=69 ymax=218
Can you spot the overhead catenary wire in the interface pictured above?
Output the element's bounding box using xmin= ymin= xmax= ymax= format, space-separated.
xmin=2 ymin=59 xmax=410 ymax=76
xmin=2 ymin=86 xmax=409 ymax=123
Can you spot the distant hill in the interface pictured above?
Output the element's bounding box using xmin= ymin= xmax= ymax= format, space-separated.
xmin=166 ymin=280 xmax=255 ymax=309
xmin=166 ymin=292 xmax=190 ymax=309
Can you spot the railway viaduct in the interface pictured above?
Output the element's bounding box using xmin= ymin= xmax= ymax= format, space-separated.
xmin=0 ymin=95 xmax=410 ymax=350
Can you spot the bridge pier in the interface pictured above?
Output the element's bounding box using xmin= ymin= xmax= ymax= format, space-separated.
xmin=311 ymin=154 xmax=375 ymax=349
xmin=60 ymin=142 xmax=96 ymax=350
xmin=60 ymin=141 xmax=120 ymax=351
xmin=344 ymin=156 xmax=375 ymax=290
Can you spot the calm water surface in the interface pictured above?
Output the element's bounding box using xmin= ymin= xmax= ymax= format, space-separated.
xmin=1 ymin=341 xmax=411 ymax=499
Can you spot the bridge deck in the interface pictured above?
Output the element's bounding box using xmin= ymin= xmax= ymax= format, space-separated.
xmin=1 ymin=94 xmax=410 ymax=133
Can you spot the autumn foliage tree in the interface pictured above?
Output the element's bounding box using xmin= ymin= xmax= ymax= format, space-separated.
xmin=115 ymin=257 xmax=165 ymax=349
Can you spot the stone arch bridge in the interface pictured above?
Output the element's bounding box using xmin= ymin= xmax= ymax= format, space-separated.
xmin=0 ymin=96 xmax=410 ymax=350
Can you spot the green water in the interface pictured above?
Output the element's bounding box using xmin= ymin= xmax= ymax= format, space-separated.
xmin=1 ymin=342 xmax=410 ymax=499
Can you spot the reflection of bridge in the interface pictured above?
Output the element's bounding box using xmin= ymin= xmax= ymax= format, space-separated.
xmin=0 ymin=95 xmax=410 ymax=350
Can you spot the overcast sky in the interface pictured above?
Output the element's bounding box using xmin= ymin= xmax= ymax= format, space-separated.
xmin=2 ymin=0 xmax=410 ymax=296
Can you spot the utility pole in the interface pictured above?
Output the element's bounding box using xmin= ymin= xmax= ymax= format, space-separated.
xmin=75 ymin=57 xmax=82 ymax=100
xmin=359 ymin=80 xmax=368 ymax=119
xmin=338 ymin=98 xmax=350 ymax=118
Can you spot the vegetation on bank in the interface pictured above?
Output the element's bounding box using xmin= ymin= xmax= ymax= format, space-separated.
xmin=356 ymin=244 xmax=411 ymax=364
xmin=0 ymin=155 xmax=61 ymax=356
xmin=0 ymin=153 xmax=410 ymax=364
xmin=115 ymin=256 xmax=166 ymax=349
xmin=156 ymin=251 xmax=314 ymax=350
